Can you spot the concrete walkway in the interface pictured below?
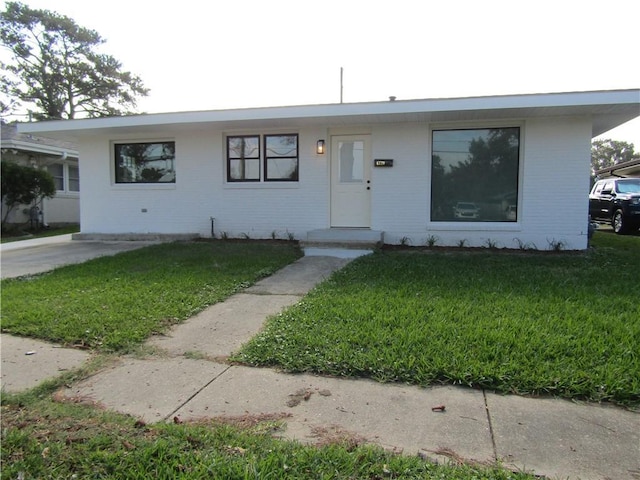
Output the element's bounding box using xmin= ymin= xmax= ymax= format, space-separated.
xmin=1 ymin=237 xmax=638 ymax=479
xmin=0 ymin=234 xmax=157 ymax=278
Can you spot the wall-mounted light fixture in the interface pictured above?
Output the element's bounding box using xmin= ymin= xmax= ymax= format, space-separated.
xmin=316 ymin=139 xmax=325 ymax=155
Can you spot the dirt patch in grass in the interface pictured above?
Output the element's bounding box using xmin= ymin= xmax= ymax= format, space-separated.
xmin=308 ymin=424 xmax=369 ymax=449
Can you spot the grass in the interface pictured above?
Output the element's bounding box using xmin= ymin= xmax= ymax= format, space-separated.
xmin=0 ymin=395 xmax=535 ymax=479
xmin=1 ymin=241 xmax=302 ymax=352
xmin=234 ymin=231 xmax=640 ymax=406
xmin=7 ymin=234 xmax=624 ymax=478
xmin=1 ymin=224 xmax=80 ymax=243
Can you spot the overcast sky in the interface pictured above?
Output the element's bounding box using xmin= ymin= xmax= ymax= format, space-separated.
xmin=4 ymin=0 xmax=639 ymax=146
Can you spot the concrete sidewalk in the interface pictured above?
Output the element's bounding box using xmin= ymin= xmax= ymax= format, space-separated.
xmin=1 ymin=248 xmax=639 ymax=479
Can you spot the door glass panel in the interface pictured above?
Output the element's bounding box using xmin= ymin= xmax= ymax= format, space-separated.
xmin=339 ymin=141 xmax=364 ymax=182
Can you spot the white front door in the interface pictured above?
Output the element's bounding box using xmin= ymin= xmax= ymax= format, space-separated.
xmin=330 ymin=135 xmax=371 ymax=227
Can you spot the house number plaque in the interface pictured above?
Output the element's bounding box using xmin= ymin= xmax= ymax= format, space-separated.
xmin=374 ymin=159 xmax=393 ymax=167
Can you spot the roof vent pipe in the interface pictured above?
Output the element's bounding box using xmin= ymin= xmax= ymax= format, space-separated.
xmin=389 ymin=96 xmax=396 ymax=101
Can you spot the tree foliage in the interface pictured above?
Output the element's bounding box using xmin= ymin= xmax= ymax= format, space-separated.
xmin=1 ymin=160 xmax=56 ymax=227
xmin=0 ymin=1 xmax=148 ymax=120
xmin=591 ymin=139 xmax=639 ymax=177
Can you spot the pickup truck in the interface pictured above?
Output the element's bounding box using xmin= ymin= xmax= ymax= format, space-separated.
xmin=589 ymin=177 xmax=640 ymax=234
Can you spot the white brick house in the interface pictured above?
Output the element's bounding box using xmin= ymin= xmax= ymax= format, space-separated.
xmin=18 ymin=89 xmax=639 ymax=250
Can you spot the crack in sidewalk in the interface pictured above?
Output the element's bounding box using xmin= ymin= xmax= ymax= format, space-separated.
xmin=482 ymin=389 xmax=498 ymax=462
xmin=163 ymin=364 xmax=232 ymax=422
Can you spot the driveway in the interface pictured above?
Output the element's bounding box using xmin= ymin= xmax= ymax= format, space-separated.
xmin=1 ymin=235 xmax=157 ymax=279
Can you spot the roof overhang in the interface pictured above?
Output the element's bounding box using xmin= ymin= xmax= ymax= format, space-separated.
xmin=0 ymin=137 xmax=78 ymax=158
xmin=17 ymin=89 xmax=640 ymax=141
xmin=595 ymin=158 xmax=640 ymax=178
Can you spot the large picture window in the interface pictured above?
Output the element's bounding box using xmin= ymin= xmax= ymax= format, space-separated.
xmin=227 ymin=134 xmax=298 ymax=182
xmin=431 ymin=127 xmax=520 ymax=222
xmin=114 ymin=141 xmax=175 ymax=184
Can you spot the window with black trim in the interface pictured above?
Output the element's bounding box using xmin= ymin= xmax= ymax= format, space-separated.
xmin=114 ymin=141 xmax=175 ymax=184
xmin=431 ymin=127 xmax=520 ymax=222
xmin=227 ymin=134 xmax=298 ymax=182
xmin=227 ymin=136 xmax=260 ymax=182
xmin=265 ymin=134 xmax=298 ymax=181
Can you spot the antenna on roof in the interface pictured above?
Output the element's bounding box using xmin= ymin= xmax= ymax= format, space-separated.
xmin=340 ymin=67 xmax=343 ymax=104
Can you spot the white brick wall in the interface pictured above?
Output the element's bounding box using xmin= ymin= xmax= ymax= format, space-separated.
xmin=79 ymin=127 xmax=330 ymax=240
xmin=78 ymin=117 xmax=594 ymax=250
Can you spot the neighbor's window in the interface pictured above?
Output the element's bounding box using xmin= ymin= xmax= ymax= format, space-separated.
xmin=265 ymin=134 xmax=298 ymax=181
xmin=47 ymin=163 xmax=64 ymax=191
xmin=431 ymin=127 xmax=520 ymax=222
xmin=114 ymin=141 xmax=176 ymax=184
xmin=47 ymin=163 xmax=80 ymax=192
xmin=69 ymin=165 xmax=80 ymax=192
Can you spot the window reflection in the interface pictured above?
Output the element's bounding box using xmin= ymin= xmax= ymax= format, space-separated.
xmin=228 ymin=136 xmax=260 ymax=181
xmin=115 ymin=142 xmax=176 ymax=183
xmin=431 ymin=128 xmax=519 ymax=222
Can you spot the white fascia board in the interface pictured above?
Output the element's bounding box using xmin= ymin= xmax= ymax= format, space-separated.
xmin=17 ymin=89 xmax=640 ymax=137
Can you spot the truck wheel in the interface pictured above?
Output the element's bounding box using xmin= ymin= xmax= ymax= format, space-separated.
xmin=613 ymin=210 xmax=627 ymax=234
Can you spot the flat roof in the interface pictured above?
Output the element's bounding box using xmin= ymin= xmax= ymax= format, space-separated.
xmin=17 ymin=89 xmax=640 ymax=140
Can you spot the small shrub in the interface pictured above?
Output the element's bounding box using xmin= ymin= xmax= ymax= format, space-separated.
xmin=425 ymin=234 xmax=439 ymax=248
xmin=484 ymin=238 xmax=498 ymax=249
xmin=399 ymin=236 xmax=411 ymax=246
xmin=456 ymin=239 xmax=467 ymax=248
xmin=547 ymin=238 xmax=566 ymax=251
xmin=513 ymin=238 xmax=537 ymax=251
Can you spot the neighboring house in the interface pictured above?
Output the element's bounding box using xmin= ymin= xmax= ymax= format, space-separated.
xmin=1 ymin=122 xmax=80 ymax=227
xmin=17 ymin=89 xmax=639 ymax=250
xmin=595 ymin=158 xmax=640 ymax=179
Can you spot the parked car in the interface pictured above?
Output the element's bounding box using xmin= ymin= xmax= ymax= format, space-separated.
xmin=453 ymin=202 xmax=480 ymax=220
xmin=589 ymin=177 xmax=640 ymax=234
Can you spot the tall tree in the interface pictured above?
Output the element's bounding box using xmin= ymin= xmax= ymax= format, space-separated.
xmin=591 ymin=139 xmax=639 ymax=177
xmin=0 ymin=1 xmax=148 ymax=120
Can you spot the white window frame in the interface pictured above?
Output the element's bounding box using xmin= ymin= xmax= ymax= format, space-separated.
xmin=47 ymin=161 xmax=80 ymax=196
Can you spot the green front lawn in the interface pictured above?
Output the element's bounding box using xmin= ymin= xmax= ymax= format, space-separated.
xmin=5 ymin=234 xmax=632 ymax=478
xmin=235 ymin=232 xmax=640 ymax=406
xmin=3 ymin=234 xmax=638 ymax=405
xmin=1 ymin=241 xmax=302 ymax=352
